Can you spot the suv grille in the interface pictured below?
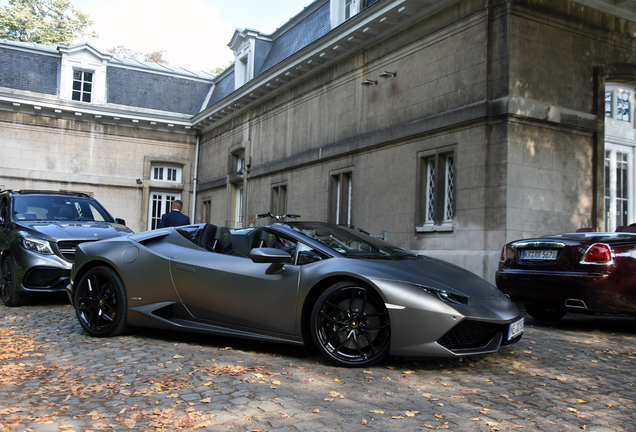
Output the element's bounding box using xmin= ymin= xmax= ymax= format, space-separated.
xmin=437 ymin=320 xmax=501 ymax=350
xmin=57 ymin=240 xmax=96 ymax=261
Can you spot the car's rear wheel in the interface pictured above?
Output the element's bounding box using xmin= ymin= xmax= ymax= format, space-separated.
xmin=524 ymin=304 xmax=566 ymax=322
xmin=1 ymin=256 xmax=30 ymax=307
xmin=311 ymin=282 xmax=390 ymax=367
xmin=75 ymin=266 xmax=129 ymax=337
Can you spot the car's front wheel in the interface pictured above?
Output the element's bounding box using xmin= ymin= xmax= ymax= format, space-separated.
xmin=1 ymin=255 xmax=30 ymax=307
xmin=524 ymin=304 xmax=566 ymax=322
xmin=311 ymin=282 xmax=390 ymax=367
xmin=75 ymin=266 xmax=129 ymax=337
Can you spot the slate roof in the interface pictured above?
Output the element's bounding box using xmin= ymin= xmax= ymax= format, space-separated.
xmin=0 ymin=39 xmax=214 ymax=116
xmin=256 ymin=1 xmax=330 ymax=75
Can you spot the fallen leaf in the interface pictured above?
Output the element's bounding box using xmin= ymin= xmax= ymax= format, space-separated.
xmin=370 ymin=410 xmax=384 ymax=414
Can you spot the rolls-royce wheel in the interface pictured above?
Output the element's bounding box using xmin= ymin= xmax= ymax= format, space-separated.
xmin=311 ymin=281 xmax=390 ymax=367
xmin=75 ymin=266 xmax=129 ymax=337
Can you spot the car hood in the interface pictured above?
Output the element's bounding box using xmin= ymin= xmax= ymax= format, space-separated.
xmin=16 ymin=220 xmax=133 ymax=241
xmin=348 ymin=255 xmax=502 ymax=299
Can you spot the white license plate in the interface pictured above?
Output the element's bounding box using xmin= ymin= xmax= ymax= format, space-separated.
xmin=521 ymin=249 xmax=557 ymax=261
xmin=508 ymin=318 xmax=524 ymax=340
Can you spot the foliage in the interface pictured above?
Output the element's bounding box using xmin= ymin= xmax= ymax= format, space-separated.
xmin=0 ymin=0 xmax=97 ymax=45
xmin=211 ymin=60 xmax=234 ymax=76
xmin=107 ymin=45 xmax=170 ymax=65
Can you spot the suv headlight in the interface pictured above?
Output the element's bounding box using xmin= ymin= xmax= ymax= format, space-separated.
xmin=20 ymin=236 xmax=54 ymax=255
xmin=418 ymin=285 xmax=468 ymax=305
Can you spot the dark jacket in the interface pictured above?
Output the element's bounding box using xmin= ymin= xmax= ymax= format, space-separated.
xmin=158 ymin=210 xmax=190 ymax=228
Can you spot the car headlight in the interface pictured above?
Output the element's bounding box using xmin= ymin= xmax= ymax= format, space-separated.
xmin=20 ymin=236 xmax=54 ymax=255
xmin=418 ymin=285 xmax=468 ymax=305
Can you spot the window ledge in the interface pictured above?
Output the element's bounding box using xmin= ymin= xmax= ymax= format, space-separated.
xmin=416 ymin=224 xmax=454 ymax=233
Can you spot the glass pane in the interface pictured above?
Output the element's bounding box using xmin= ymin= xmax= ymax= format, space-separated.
xmin=426 ymin=159 xmax=435 ymax=223
xmin=444 ymin=155 xmax=455 ymax=221
xmin=73 ymin=70 xmax=82 ymax=80
xmin=72 ymin=91 xmax=81 ymax=101
xmin=84 ymin=72 xmax=93 ymax=83
xmin=605 ymin=92 xmax=612 ymax=117
xmin=617 ymin=93 xmax=630 ymax=122
xmin=82 ymin=93 xmax=91 ymax=103
xmin=617 ymin=151 xmax=629 ymax=227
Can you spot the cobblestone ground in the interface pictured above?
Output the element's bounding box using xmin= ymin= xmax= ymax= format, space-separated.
xmin=1 ymin=295 xmax=635 ymax=431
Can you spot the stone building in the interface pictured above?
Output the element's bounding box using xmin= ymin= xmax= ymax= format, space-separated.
xmin=3 ymin=0 xmax=636 ymax=282
xmin=0 ymin=40 xmax=213 ymax=233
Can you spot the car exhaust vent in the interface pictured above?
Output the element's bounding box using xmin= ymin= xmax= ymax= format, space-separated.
xmin=565 ymin=299 xmax=588 ymax=309
xmin=437 ymin=320 xmax=501 ymax=349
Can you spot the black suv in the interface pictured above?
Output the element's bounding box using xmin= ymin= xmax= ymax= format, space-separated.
xmin=0 ymin=190 xmax=133 ymax=306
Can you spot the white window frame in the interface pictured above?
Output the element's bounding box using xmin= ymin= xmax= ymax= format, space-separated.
xmin=148 ymin=192 xmax=179 ymax=230
xmin=71 ymin=69 xmax=93 ymax=103
xmin=235 ymin=185 xmax=244 ymax=229
xmin=331 ymin=0 xmax=362 ymax=28
xmin=152 ymin=165 xmax=182 ymax=183
xmin=604 ymin=83 xmax=636 ymax=232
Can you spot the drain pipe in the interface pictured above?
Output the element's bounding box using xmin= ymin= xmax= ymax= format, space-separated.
xmin=191 ymin=132 xmax=200 ymax=221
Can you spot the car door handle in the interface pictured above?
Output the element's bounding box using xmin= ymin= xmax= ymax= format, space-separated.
xmin=174 ymin=264 xmax=196 ymax=273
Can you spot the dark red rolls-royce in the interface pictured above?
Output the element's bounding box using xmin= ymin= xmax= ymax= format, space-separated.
xmin=496 ymin=227 xmax=636 ymax=321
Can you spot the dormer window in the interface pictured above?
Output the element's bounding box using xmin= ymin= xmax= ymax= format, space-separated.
xmin=331 ymin=0 xmax=363 ymax=28
xmin=72 ymin=70 xmax=93 ymax=103
xmin=228 ymin=29 xmax=272 ymax=90
xmin=345 ymin=0 xmax=354 ymax=19
xmin=59 ymin=43 xmax=110 ymax=104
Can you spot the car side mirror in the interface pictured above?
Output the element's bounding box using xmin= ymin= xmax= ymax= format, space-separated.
xmin=115 ymin=218 xmax=126 ymax=226
xmin=250 ymin=248 xmax=291 ymax=275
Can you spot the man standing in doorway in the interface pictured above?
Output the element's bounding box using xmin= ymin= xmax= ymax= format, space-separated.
xmin=158 ymin=200 xmax=190 ymax=228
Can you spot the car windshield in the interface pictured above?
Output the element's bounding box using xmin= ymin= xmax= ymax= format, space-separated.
xmin=13 ymin=195 xmax=114 ymax=222
xmin=287 ymin=222 xmax=418 ymax=260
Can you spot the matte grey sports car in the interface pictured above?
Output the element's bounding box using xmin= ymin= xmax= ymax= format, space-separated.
xmin=68 ymin=220 xmax=523 ymax=367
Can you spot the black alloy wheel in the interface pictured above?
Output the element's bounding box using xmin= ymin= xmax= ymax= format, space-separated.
xmin=1 ymin=256 xmax=30 ymax=307
xmin=311 ymin=282 xmax=390 ymax=367
xmin=75 ymin=266 xmax=129 ymax=337
xmin=524 ymin=304 xmax=567 ymax=322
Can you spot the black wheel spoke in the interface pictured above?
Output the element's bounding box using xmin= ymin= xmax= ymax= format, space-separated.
xmin=74 ymin=266 xmax=128 ymax=337
xmin=312 ymin=283 xmax=390 ymax=367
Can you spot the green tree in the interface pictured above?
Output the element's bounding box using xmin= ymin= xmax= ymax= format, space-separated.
xmin=211 ymin=61 xmax=234 ymax=76
xmin=0 ymin=0 xmax=97 ymax=45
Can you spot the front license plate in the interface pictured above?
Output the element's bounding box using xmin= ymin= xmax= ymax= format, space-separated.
xmin=508 ymin=318 xmax=524 ymax=340
xmin=521 ymin=249 xmax=557 ymax=261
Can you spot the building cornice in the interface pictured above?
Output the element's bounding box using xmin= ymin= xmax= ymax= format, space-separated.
xmin=0 ymin=87 xmax=195 ymax=134
xmin=192 ymin=0 xmax=458 ymax=133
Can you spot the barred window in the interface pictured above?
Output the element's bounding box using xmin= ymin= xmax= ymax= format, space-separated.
xmin=419 ymin=150 xmax=455 ymax=231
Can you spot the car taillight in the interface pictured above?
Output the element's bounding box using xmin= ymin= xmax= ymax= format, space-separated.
xmin=500 ymin=246 xmax=506 ymax=262
xmin=582 ymin=243 xmax=613 ymax=264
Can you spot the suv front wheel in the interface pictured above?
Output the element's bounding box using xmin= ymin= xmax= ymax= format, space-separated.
xmin=1 ymin=256 xmax=30 ymax=306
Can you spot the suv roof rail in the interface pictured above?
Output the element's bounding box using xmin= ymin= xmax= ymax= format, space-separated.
xmin=16 ymin=190 xmax=92 ymax=198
